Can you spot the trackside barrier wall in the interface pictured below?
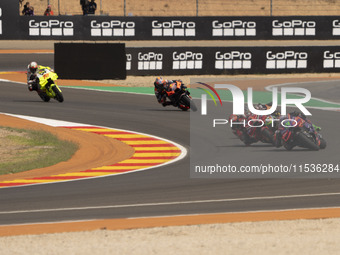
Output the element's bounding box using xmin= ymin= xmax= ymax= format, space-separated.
xmin=55 ymin=43 xmax=126 ymax=79
xmin=6 ymin=16 xmax=340 ymax=41
xmin=125 ymin=46 xmax=340 ymax=75
xmin=2 ymin=1 xmax=340 ymax=40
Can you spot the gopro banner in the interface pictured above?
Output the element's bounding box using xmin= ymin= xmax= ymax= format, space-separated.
xmin=11 ymin=16 xmax=340 ymax=40
xmin=126 ymin=46 xmax=340 ymax=75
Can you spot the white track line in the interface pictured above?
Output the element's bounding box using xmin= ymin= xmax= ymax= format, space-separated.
xmin=0 ymin=79 xmax=26 ymax=85
xmin=2 ymin=206 xmax=340 ymax=227
xmin=1 ymin=192 xmax=340 ymax=215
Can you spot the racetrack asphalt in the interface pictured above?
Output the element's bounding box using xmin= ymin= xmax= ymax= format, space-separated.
xmin=0 ymin=53 xmax=340 ymax=226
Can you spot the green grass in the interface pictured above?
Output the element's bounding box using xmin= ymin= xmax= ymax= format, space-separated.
xmin=0 ymin=126 xmax=78 ymax=175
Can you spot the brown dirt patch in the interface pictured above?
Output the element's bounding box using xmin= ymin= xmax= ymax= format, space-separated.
xmin=2 ymin=218 xmax=340 ymax=255
xmin=0 ymin=50 xmax=54 ymax=54
xmin=0 ymin=128 xmax=30 ymax=165
xmin=0 ymin=114 xmax=134 ymax=181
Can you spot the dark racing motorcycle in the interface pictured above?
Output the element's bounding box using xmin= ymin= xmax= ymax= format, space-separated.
xmin=276 ymin=116 xmax=326 ymax=151
xmin=230 ymin=113 xmax=279 ymax=146
xmin=229 ymin=114 xmax=255 ymax=145
xmin=229 ymin=102 xmax=280 ymax=146
xmin=164 ymin=81 xmax=197 ymax=111
xmin=258 ymin=114 xmax=281 ymax=145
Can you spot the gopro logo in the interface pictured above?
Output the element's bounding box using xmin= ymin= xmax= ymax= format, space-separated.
xmin=332 ymin=20 xmax=340 ymax=35
xmin=266 ymin=51 xmax=308 ymax=69
xmin=172 ymin=51 xmax=203 ymax=70
xmin=126 ymin=54 xmax=132 ymax=70
xmin=91 ymin=20 xmax=135 ymax=37
xmin=152 ymin=20 xmax=196 ymax=37
xmin=323 ymin=50 xmax=340 ymax=68
xmin=215 ymin=51 xmax=252 ymax=69
xmin=29 ymin=20 xmax=74 ymax=36
xmin=212 ymin=20 xmax=256 ymax=37
xmin=272 ymin=20 xmax=316 ymax=36
xmin=137 ymin=52 xmax=163 ymax=70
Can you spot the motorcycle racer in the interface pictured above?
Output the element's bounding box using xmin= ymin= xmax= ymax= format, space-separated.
xmin=27 ymin=62 xmax=55 ymax=91
xmin=154 ymin=77 xmax=186 ymax=107
xmin=230 ymin=103 xmax=280 ymax=145
xmin=274 ymin=111 xmax=323 ymax=150
xmin=274 ymin=111 xmax=304 ymax=148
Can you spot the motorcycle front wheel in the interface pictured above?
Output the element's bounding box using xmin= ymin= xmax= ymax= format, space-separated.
xmin=297 ymin=132 xmax=319 ymax=151
xmin=261 ymin=128 xmax=274 ymax=145
xmin=38 ymin=91 xmax=50 ymax=102
xmin=283 ymin=142 xmax=294 ymax=151
xmin=319 ymin=137 xmax=327 ymax=149
xmin=52 ymin=86 xmax=64 ymax=103
xmin=180 ymin=95 xmax=197 ymax=112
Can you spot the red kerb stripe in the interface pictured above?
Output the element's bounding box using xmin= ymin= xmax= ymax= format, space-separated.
xmin=112 ymin=163 xmax=159 ymax=166
xmin=32 ymin=176 xmax=90 ymax=180
xmin=131 ymin=144 xmax=176 ymax=147
xmin=131 ymin=156 xmax=178 ymax=159
xmin=116 ymin=138 xmax=158 ymax=141
xmin=134 ymin=150 xmax=181 ymax=153
xmin=0 ymin=183 xmax=34 ymax=187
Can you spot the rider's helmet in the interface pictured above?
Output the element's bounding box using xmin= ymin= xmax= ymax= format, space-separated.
xmin=154 ymin=77 xmax=168 ymax=88
xmin=254 ymin=103 xmax=265 ymax=110
xmin=290 ymin=110 xmax=306 ymax=119
xmin=265 ymin=115 xmax=274 ymax=126
xmin=29 ymin=62 xmax=38 ymax=74
xmin=154 ymin=77 xmax=163 ymax=87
